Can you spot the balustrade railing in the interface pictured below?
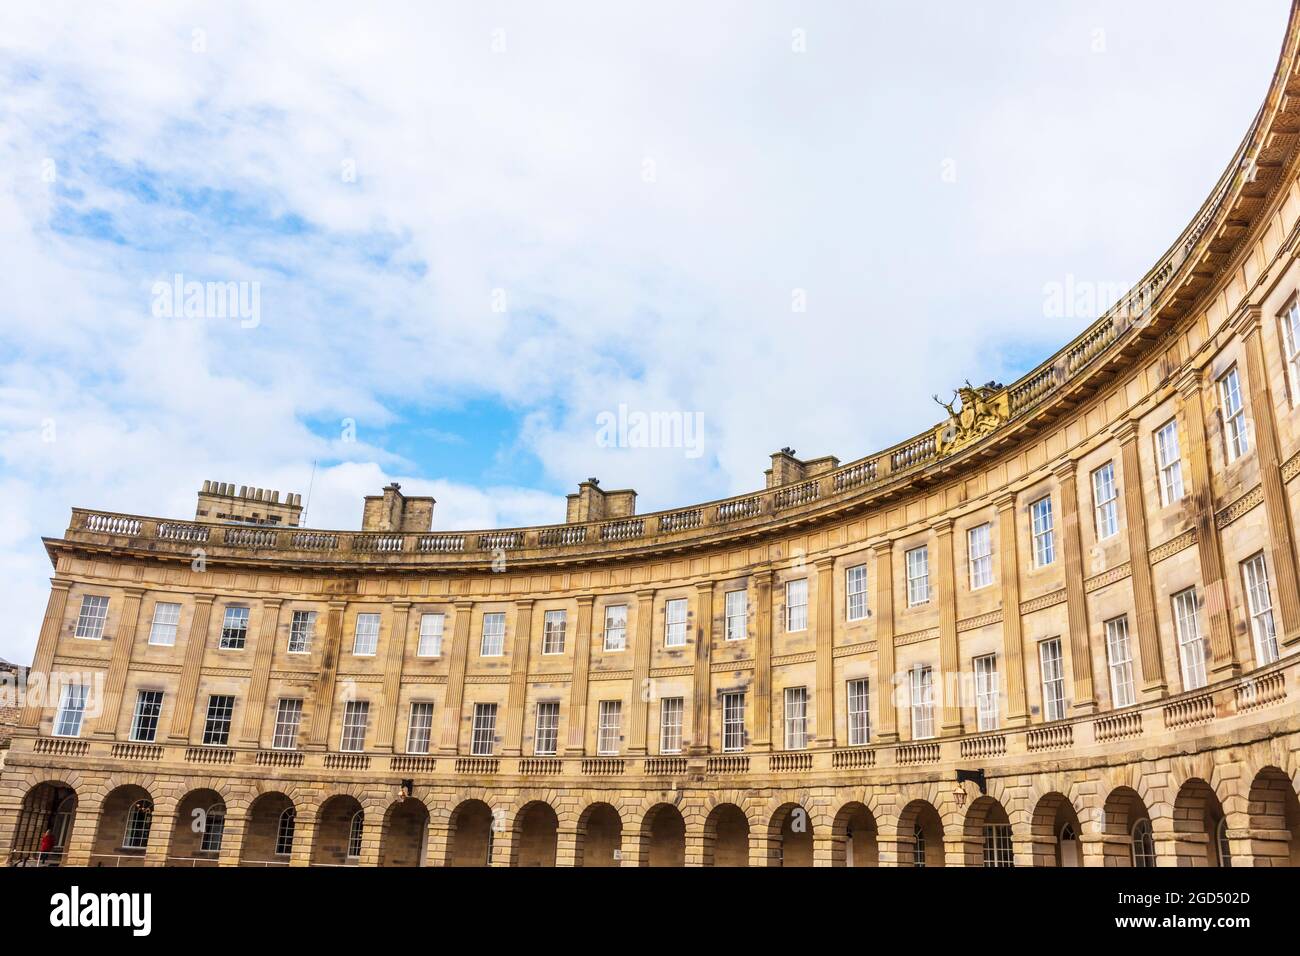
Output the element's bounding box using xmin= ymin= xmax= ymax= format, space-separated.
xmin=599 ymin=519 xmax=643 ymax=543
xmin=658 ymin=509 xmax=702 ymax=533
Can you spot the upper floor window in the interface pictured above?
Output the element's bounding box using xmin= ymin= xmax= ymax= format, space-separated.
xmin=1038 ymin=638 xmax=1065 ymax=722
xmin=272 ymin=698 xmax=303 ymax=750
xmin=287 ymin=610 xmax=316 ymax=654
xmin=968 ymin=524 xmax=993 ymax=590
xmin=1173 ymin=587 xmax=1208 ymax=691
xmin=219 ymin=606 xmax=249 ymax=650
xmin=1091 ymin=462 xmax=1119 ymax=540
xmin=406 ymin=701 xmax=434 ymax=754
xmin=1105 ymin=616 xmax=1136 ymax=709
xmin=1219 ymin=365 xmax=1249 ymax=462
xmin=974 ymin=654 xmax=999 ymax=731
xmin=480 ymin=612 xmax=506 ymax=657
xmin=846 ymin=678 xmax=870 ymax=746
xmin=1242 ymin=552 xmax=1280 ymax=666
xmin=74 ymin=595 xmax=109 ymax=640
xmin=148 ymin=602 xmax=181 ymax=646
xmin=542 ymin=609 xmax=567 ymax=655
xmin=783 ymin=686 xmax=808 ymax=750
xmin=340 ymin=700 xmax=369 ymax=752
xmin=352 ymin=612 xmax=380 ymax=656
xmin=53 ymin=683 xmax=89 ymax=737
xmin=906 ymin=546 xmax=930 ymax=606
xmin=721 ymin=691 xmax=746 ymax=752
xmin=534 ymin=700 xmax=559 ymax=756
xmin=785 ymin=579 xmax=808 ymax=632
xmin=1155 ymin=419 xmax=1185 ymax=505
xmin=659 ymin=696 xmax=684 ymax=754
xmin=1030 ymin=496 xmax=1055 ymax=567
xmin=202 ymin=694 xmax=235 ymax=746
xmin=664 ymin=598 xmax=688 ymax=647
xmin=725 ymin=589 xmax=748 ymax=641
xmin=846 ymin=565 xmax=869 ymax=621
xmin=1282 ymin=299 xmax=1300 ymax=404
xmin=471 ymin=703 xmax=498 ymax=755
xmin=603 ymin=604 xmax=627 ymax=651
xmin=417 ymin=613 xmax=444 ymax=657
xmin=130 ymin=690 xmax=164 ymax=742
xmin=909 ymin=666 xmax=935 ymax=740
xmin=597 ymin=700 xmax=622 ymax=755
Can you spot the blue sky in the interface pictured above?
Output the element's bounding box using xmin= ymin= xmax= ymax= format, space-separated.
xmin=0 ymin=0 xmax=1290 ymax=664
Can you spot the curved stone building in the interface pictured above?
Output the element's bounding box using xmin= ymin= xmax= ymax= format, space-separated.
xmin=7 ymin=10 xmax=1300 ymax=871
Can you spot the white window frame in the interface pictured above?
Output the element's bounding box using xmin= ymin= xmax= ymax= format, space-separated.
xmin=74 ymin=595 xmax=109 ymax=640
xmin=1173 ymin=588 xmax=1208 ymax=691
xmin=1105 ymin=616 xmax=1137 ymax=709
xmin=783 ymin=686 xmax=808 ymax=750
xmin=200 ymin=804 xmax=225 ymax=854
xmin=1242 ymin=552 xmax=1280 ymax=666
xmin=533 ymin=701 xmax=559 ymax=756
xmin=1091 ymin=461 xmax=1119 ymax=540
xmin=406 ymin=701 xmax=434 ymax=754
xmin=148 ymin=602 xmax=181 ymax=646
xmin=968 ymin=524 xmax=993 ymax=590
xmin=724 ymin=589 xmax=747 ymax=640
xmin=846 ymin=565 xmax=868 ymax=621
xmin=347 ymin=811 xmax=364 ymax=859
xmin=664 ymin=598 xmax=688 ymax=647
xmin=785 ymin=579 xmax=808 ymax=632
xmin=287 ymin=609 xmax=316 ymax=654
xmin=659 ymin=696 xmax=684 ymax=754
xmin=909 ymin=667 xmax=935 ymax=740
xmin=721 ymin=691 xmax=745 ymax=752
xmin=1283 ymin=299 xmax=1300 ymax=404
xmin=974 ymin=654 xmax=999 ymax=732
xmin=471 ymin=703 xmax=497 ymax=755
xmin=1219 ymin=365 xmax=1249 ymax=462
xmin=1039 ymin=638 xmax=1065 ymax=722
xmin=275 ymin=809 xmax=296 ymax=856
xmin=130 ymin=689 xmax=164 ymax=742
xmin=202 ymin=694 xmax=235 ymax=746
xmin=480 ymin=612 xmax=506 ymax=657
xmin=542 ymin=609 xmax=567 ymax=655
xmin=122 ymin=800 xmax=153 ymax=851
xmin=417 ymin=613 xmax=444 ymax=657
xmin=906 ymin=546 xmax=930 ymax=607
xmin=597 ymin=700 xmax=622 ymax=755
xmin=352 ymin=612 xmax=380 ymax=656
xmin=272 ymin=698 xmax=303 ymax=750
xmin=340 ymin=700 xmax=369 ymax=752
xmin=846 ymin=678 xmax=870 ymax=746
xmin=1155 ymin=419 xmax=1184 ymax=505
xmin=53 ymin=683 xmax=89 ymax=737
xmin=1031 ymin=496 xmax=1055 ymax=567
xmin=982 ymin=824 xmax=1013 ymax=868
xmin=603 ymin=604 xmax=627 ymax=652
xmin=219 ymin=606 xmax=249 ymax=650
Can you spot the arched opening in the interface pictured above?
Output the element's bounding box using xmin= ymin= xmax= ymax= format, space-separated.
xmin=639 ymin=803 xmax=686 ymax=867
xmin=447 ymin=799 xmax=495 ymax=867
xmin=1173 ymin=778 xmax=1230 ymax=867
xmin=703 ymin=803 xmax=750 ymax=867
xmin=511 ymin=801 xmax=558 ymax=867
xmin=1247 ymin=766 xmax=1300 ymax=866
xmin=167 ymin=788 xmax=226 ymax=865
xmin=91 ymin=785 xmax=153 ymax=866
xmin=769 ymin=803 xmax=813 ymax=867
xmin=1102 ymin=787 xmax=1155 ymax=867
xmin=311 ymin=795 xmax=366 ymax=866
xmin=8 ymin=782 xmax=77 ymax=866
xmin=964 ymin=796 xmax=1013 ymax=867
xmin=239 ymin=792 xmax=295 ymax=866
xmin=1030 ymin=792 xmax=1083 ymax=867
xmin=576 ymin=803 xmax=622 ymax=867
xmin=833 ymin=802 xmax=878 ymax=867
xmin=380 ymin=798 xmax=429 ymax=867
xmin=897 ymin=799 xmax=945 ymax=867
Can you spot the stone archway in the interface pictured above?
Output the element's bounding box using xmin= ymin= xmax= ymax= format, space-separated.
xmin=166 ymin=788 xmax=226 ymax=865
xmin=1173 ymin=778 xmax=1230 ymax=867
xmin=8 ymin=781 xmax=77 ymax=867
xmin=1247 ymin=766 xmax=1300 ymax=867
xmin=380 ymin=798 xmax=429 ymax=867
xmin=703 ymin=803 xmax=750 ymax=867
xmin=311 ymin=795 xmax=366 ymax=866
xmin=964 ymin=796 xmax=1013 ymax=867
xmin=897 ymin=799 xmax=945 ymax=867
xmin=639 ymin=803 xmax=686 ymax=867
xmin=1102 ymin=786 xmax=1155 ymax=867
xmin=1029 ymin=792 xmax=1083 ymax=867
xmin=833 ymin=802 xmax=878 ymax=867
xmin=239 ymin=792 xmax=296 ymax=866
xmin=511 ymin=801 xmax=558 ymax=867
xmin=769 ymin=803 xmax=813 ymax=867
xmin=576 ymin=802 xmax=622 ymax=867
xmin=447 ymin=799 xmax=495 ymax=867
xmin=91 ymin=784 xmax=154 ymax=866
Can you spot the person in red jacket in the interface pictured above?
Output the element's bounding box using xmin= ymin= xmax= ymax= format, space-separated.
xmin=38 ymin=829 xmax=54 ymax=865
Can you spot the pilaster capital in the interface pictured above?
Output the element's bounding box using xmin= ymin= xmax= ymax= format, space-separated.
xmin=1175 ymin=366 xmax=1204 ymax=400
xmin=48 ymin=578 xmax=74 ymax=593
xmin=454 ymin=600 xmax=475 ymax=612
xmin=636 ymin=589 xmax=657 ymax=602
xmin=694 ymin=580 xmax=715 ymax=593
xmin=122 ymin=586 xmax=147 ymax=600
xmin=513 ymin=598 xmax=535 ymax=611
xmin=1232 ymin=303 xmax=1263 ymax=338
xmin=1110 ymin=417 xmax=1142 ymax=446
xmin=193 ymin=593 xmax=218 ymax=606
xmin=392 ymin=601 xmax=412 ymax=612
xmin=1051 ymin=456 xmax=1078 ymax=483
xmin=813 ymin=556 xmax=836 ymax=572
xmin=869 ymin=539 xmax=894 ymax=556
xmin=993 ymin=490 xmax=1018 ymax=512
xmin=928 ymin=517 xmax=954 ymax=536
xmin=576 ymin=594 xmax=596 ymax=607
